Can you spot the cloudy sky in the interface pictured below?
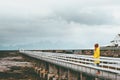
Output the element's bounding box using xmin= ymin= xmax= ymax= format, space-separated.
xmin=0 ymin=0 xmax=120 ymax=50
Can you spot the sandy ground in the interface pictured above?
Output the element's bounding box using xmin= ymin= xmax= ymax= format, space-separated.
xmin=0 ymin=51 xmax=41 ymax=80
xmin=0 ymin=56 xmax=33 ymax=72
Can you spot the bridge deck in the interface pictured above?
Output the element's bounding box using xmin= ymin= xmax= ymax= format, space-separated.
xmin=20 ymin=51 xmax=120 ymax=80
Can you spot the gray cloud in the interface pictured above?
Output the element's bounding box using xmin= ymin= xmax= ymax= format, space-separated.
xmin=54 ymin=9 xmax=114 ymax=25
xmin=0 ymin=0 xmax=120 ymax=50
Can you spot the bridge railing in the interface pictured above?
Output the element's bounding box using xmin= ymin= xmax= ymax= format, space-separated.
xmin=20 ymin=50 xmax=120 ymax=75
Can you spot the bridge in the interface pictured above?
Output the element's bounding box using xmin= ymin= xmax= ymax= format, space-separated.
xmin=20 ymin=50 xmax=120 ymax=80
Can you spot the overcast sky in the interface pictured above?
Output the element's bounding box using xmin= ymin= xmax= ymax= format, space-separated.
xmin=0 ymin=0 xmax=120 ymax=50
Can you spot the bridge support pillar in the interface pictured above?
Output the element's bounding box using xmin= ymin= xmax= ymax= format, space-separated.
xmin=59 ymin=67 xmax=68 ymax=80
xmin=80 ymin=72 xmax=83 ymax=80
xmin=68 ymin=70 xmax=79 ymax=80
xmin=48 ymin=64 xmax=59 ymax=80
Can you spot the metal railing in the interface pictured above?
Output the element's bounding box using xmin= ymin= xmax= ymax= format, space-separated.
xmin=20 ymin=50 xmax=120 ymax=76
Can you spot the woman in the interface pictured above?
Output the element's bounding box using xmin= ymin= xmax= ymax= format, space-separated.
xmin=94 ymin=43 xmax=100 ymax=74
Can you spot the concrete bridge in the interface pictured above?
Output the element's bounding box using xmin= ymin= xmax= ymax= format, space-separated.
xmin=20 ymin=50 xmax=120 ymax=80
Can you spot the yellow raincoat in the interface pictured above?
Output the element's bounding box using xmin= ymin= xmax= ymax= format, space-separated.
xmin=94 ymin=47 xmax=100 ymax=64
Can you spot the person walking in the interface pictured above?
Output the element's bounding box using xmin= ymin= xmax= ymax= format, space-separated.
xmin=94 ymin=43 xmax=100 ymax=74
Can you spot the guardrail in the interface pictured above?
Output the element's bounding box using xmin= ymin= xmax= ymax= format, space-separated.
xmin=20 ymin=50 xmax=120 ymax=79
